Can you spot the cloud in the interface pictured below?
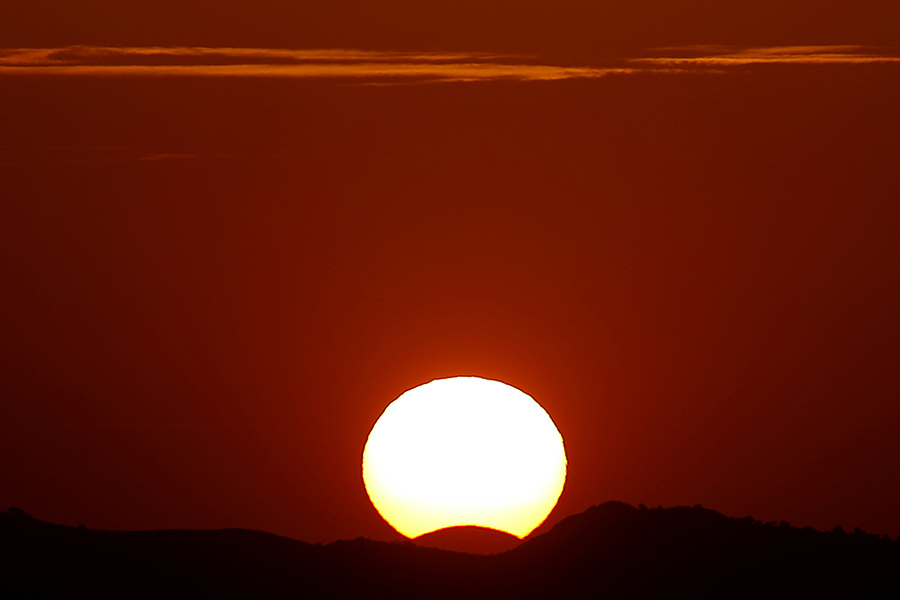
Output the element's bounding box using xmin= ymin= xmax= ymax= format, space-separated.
xmin=633 ymin=45 xmax=900 ymax=67
xmin=1 ymin=45 xmax=897 ymax=82
xmin=0 ymin=46 xmax=514 ymax=66
xmin=0 ymin=145 xmax=203 ymax=166
xmin=0 ymin=46 xmax=631 ymax=82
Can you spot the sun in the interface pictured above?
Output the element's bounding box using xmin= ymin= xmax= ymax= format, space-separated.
xmin=362 ymin=377 xmax=567 ymax=539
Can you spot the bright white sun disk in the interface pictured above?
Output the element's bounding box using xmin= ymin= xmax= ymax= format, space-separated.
xmin=362 ymin=377 xmax=567 ymax=539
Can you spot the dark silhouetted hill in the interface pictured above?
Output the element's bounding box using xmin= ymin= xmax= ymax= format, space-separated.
xmin=413 ymin=525 xmax=521 ymax=554
xmin=2 ymin=502 xmax=898 ymax=599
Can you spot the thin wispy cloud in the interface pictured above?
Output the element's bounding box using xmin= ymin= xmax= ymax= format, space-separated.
xmin=0 ymin=145 xmax=204 ymax=166
xmin=0 ymin=46 xmax=631 ymax=82
xmin=0 ymin=46 xmax=515 ymax=66
xmin=0 ymin=45 xmax=897 ymax=82
xmin=634 ymin=45 xmax=900 ymax=67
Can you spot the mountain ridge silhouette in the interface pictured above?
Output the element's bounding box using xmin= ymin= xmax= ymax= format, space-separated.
xmin=2 ymin=502 xmax=898 ymax=599
xmin=413 ymin=525 xmax=522 ymax=554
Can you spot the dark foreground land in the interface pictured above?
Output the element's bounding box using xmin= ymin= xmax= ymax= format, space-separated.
xmin=2 ymin=501 xmax=898 ymax=599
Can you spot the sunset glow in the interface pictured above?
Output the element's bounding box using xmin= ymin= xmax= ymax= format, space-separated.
xmin=3 ymin=0 xmax=899 ymax=556
xmin=362 ymin=377 xmax=567 ymax=539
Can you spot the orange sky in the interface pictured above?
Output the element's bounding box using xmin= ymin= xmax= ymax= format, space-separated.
xmin=1 ymin=1 xmax=899 ymax=543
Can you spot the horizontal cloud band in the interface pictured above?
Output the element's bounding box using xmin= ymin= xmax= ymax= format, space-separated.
xmin=0 ymin=46 xmax=631 ymax=81
xmin=0 ymin=45 xmax=897 ymax=82
xmin=632 ymin=44 xmax=900 ymax=66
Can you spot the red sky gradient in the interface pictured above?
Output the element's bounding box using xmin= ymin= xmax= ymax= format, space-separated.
xmin=1 ymin=1 xmax=899 ymax=543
